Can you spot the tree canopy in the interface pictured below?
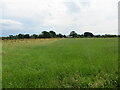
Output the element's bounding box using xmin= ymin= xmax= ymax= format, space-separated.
xmin=69 ymin=31 xmax=77 ymax=38
xmin=2 ymin=30 xmax=118 ymax=40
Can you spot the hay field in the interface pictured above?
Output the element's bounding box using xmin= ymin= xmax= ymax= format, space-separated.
xmin=2 ymin=38 xmax=118 ymax=88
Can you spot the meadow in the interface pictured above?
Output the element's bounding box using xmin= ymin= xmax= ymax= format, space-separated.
xmin=2 ymin=38 xmax=118 ymax=88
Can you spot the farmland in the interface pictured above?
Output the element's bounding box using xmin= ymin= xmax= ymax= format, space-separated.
xmin=2 ymin=38 xmax=118 ymax=88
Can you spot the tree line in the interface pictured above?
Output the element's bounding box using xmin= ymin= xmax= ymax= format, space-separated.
xmin=1 ymin=31 xmax=119 ymax=40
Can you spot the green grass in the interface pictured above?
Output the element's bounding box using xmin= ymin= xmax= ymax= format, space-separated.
xmin=2 ymin=38 xmax=118 ymax=88
xmin=0 ymin=40 xmax=2 ymax=89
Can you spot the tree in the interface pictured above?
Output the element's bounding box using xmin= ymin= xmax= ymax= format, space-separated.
xmin=69 ymin=31 xmax=77 ymax=38
xmin=49 ymin=31 xmax=56 ymax=38
xmin=42 ymin=31 xmax=51 ymax=38
xmin=94 ymin=35 xmax=101 ymax=38
xmin=84 ymin=32 xmax=94 ymax=37
xmin=17 ymin=34 xmax=24 ymax=39
xmin=77 ymin=34 xmax=84 ymax=38
xmin=101 ymin=34 xmax=117 ymax=38
xmin=24 ymin=34 xmax=30 ymax=38
xmin=63 ymin=35 xmax=67 ymax=38
xmin=57 ymin=33 xmax=63 ymax=38
xmin=9 ymin=35 xmax=14 ymax=39
xmin=38 ymin=34 xmax=43 ymax=38
xmin=31 ymin=34 xmax=38 ymax=38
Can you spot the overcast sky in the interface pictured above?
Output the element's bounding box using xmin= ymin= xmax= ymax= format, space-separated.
xmin=0 ymin=0 xmax=119 ymax=36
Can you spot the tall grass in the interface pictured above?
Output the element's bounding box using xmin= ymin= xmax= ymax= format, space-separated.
xmin=2 ymin=38 xmax=118 ymax=88
xmin=0 ymin=40 xmax=2 ymax=89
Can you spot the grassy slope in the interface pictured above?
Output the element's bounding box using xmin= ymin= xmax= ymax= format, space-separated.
xmin=2 ymin=38 xmax=118 ymax=88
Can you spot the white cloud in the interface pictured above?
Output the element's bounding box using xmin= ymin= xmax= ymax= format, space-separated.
xmin=0 ymin=19 xmax=23 ymax=34
xmin=0 ymin=19 xmax=23 ymax=26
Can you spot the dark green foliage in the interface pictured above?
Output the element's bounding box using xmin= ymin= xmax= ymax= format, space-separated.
xmin=63 ymin=35 xmax=67 ymax=38
xmin=41 ymin=31 xmax=51 ymax=38
xmin=24 ymin=34 xmax=30 ymax=38
xmin=17 ymin=34 xmax=24 ymax=39
xmin=2 ymin=31 xmax=118 ymax=40
xmin=49 ymin=31 xmax=57 ymax=38
xmin=77 ymin=34 xmax=84 ymax=38
xmin=94 ymin=35 xmax=101 ymax=38
xmin=31 ymin=34 xmax=38 ymax=39
xmin=69 ymin=31 xmax=78 ymax=38
xmin=84 ymin=32 xmax=94 ymax=37
xmin=57 ymin=33 xmax=63 ymax=38
xmin=9 ymin=35 xmax=14 ymax=39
